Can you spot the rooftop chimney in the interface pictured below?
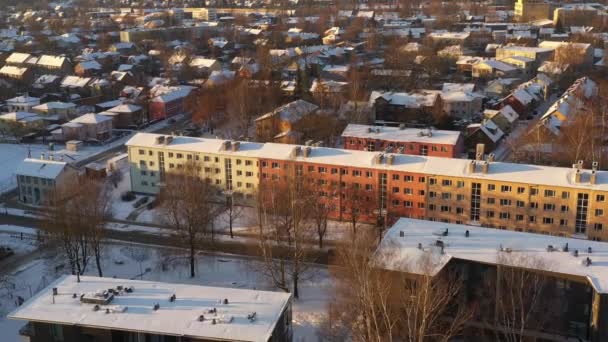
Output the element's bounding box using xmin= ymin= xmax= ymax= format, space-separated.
xmin=374 ymin=153 xmax=383 ymax=164
xmin=488 ymin=153 xmax=495 ymax=163
xmin=468 ymin=160 xmax=476 ymax=173
xmin=481 ymin=161 xmax=489 ymax=174
xmin=476 ymin=143 xmax=485 ymax=160
xmin=590 ymin=170 xmax=597 ymax=185
xmin=222 ymin=141 xmax=231 ymax=151
xmin=164 ymin=136 xmax=173 ymax=145
xmin=575 ymin=169 xmax=582 ymax=183
xmin=387 ymin=154 xmax=395 ymax=165
xmin=592 ymin=161 xmax=599 ymax=172
xmin=303 ymin=146 xmax=311 ymax=157
xmin=231 ymin=141 xmax=240 ymax=152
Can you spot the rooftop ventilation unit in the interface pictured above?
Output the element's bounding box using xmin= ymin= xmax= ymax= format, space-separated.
xmin=583 ymin=257 xmax=592 ymax=267
xmin=164 ymin=136 xmax=173 ymax=145
xmin=80 ymin=290 xmax=115 ymax=305
xmin=231 ymin=141 xmax=240 ymax=152
xmin=155 ymin=136 xmax=165 ymax=144
xmin=153 ymin=303 xmax=160 ymax=311
xmin=247 ymin=312 xmax=257 ymax=322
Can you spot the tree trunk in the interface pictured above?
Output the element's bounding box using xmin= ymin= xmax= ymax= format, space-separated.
xmin=190 ymin=245 xmax=196 ymax=278
xmin=318 ymin=232 xmax=323 ymax=249
xmin=293 ymin=273 xmax=299 ymax=299
xmin=95 ymin=250 xmax=103 ymax=277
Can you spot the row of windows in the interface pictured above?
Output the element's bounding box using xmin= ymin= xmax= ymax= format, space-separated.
xmin=138 ymin=149 xmax=256 ymax=166
xmin=349 ymin=140 xmax=450 ymax=153
xmin=19 ymin=175 xmax=54 ymax=187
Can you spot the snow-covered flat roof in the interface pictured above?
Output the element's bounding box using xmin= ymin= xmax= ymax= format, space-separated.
xmin=9 ymin=275 xmax=291 ymax=342
xmin=341 ymin=124 xmax=461 ymax=145
xmin=376 ymin=218 xmax=608 ymax=293
xmin=126 ymin=133 xmax=608 ymax=191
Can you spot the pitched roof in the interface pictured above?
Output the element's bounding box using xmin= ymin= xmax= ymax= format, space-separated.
xmin=15 ymin=158 xmax=68 ymax=179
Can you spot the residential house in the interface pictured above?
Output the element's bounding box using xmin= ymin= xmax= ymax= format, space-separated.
xmin=74 ymin=60 xmax=103 ymax=77
xmin=148 ymin=85 xmax=195 ymax=121
xmin=369 ymin=91 xmax=443 ymax=125
xmin=102 ymin=103 xmax=144 ymax=128
xmin=32 ymin=102 xmax=77 ymax=121
xmin=5 ymin=95 xmax=40 ymax=112
xmin=472 ymin=59 xmax=520 ymax=79
xmin=255 ymin=100 xmax=319 ymax=143
xmin=0 ymin=65 xmax=33 ymax=84
xmin=15 ymin=156 xmax=78 ymax=205
xmin=483 ymin=105 xmax=519 ymax=133
xmin=440 ymin=83 xmax=484 ymax=120
xmin=465 ymin=121 xmax=505 ymax=152
xmin=60 ymin=113 xmax=113 ymax=141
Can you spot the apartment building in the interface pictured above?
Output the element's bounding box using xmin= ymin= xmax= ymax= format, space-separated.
xmin=126 ymin=134 xmax=261 ymax=197
xmin=127 ymin=133 xmax=608 ymax=240
xmin=376 ymin=218 xmax=608 ymax=341
xmin=341 ymin=124 xmax=464 ymax=158
xmin=9 ymin=275 xmax=293 ymax=342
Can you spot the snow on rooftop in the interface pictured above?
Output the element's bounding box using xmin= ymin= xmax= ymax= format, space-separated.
xmin=71 ymin=113 xmax=113 ymax=124
xmin=9 ymin=275 xmax=291 ymax=342
xmin=341 ymin=124 xmax=461 ymax=145
xmin=15 ymin=158 xmax=68 ymax=179
xmin=376 ymin=218 xmax=608 ymax=293
xmin=126 ymin=133 xmax=608 ymax=191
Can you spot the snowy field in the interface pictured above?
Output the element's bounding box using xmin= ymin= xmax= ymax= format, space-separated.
xmin=0 ymin=228 xmax=332 ymax=342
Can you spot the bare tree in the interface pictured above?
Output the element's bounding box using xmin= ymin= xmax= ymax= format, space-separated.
xmin=486 ymin=253 xmax=558 ymax=342
xmin=255 ymin=174 xmax=317 ymax=299
xmin=42 ymin=178 xmax=112 ymax=279
xmin=158 ymin=161 xmax=218 ymax=278
xmin=324 ymin=233 xmax=472 ymax=341
xmin=222 ymin=193 xmax=243 ymax=239
xmin=124 ymin=244 xmax=151 ymax=280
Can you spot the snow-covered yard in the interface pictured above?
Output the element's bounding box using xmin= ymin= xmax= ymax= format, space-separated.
xmin=0 ymin=228 xmax=332 ymax=342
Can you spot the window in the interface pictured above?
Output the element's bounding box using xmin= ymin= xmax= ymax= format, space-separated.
xmin=404 ymin=188 xmax=413 ymax=195
xmin=149 ymin=161 xmax=155 ymax=166
xmin=176 ymin=153 xmax=183 ymax=159
xmin=365 ymin=184 xmax=373 ymax=191
xmin=516 ymin=214 xmax=524 ymax=221
xmin=499 ymin=212 xmax=510 ymax=219
xmin=366 ymin=171 xmax=373 ymax=178
xmin=561 ymin=205 xmax=569 ymax=212
xmin=138 ymin=149 xmax=145 ymax=155
xmin=594 ymin=223 xmax=603 ymax=231
xmin=429 ymin=178 xmax=437 ymax=185
xmin=392 ymin=200 xmax=400 ymax=206
xmin=516 ymin=200 xmax=525 ymax=208
xmin=429 ymin=204 xmax=436 ymax=211
xmin=529 ymin=216 xmax=536 ymax=223
xmin=418 ymin=177 xmax=426 ymax=183
xmin=441 ymin=205 xmax=451 ymax=212
xmin=272 ymin=162 xmax=279 ymax=169
xmin=530 ymin=202 xmax=538 ymax=209
xmin=442 ymin=179 xmax=452 ymax=186
xmin=393 ymin=187 xmax=400 ymax=193
xmin=517 ymin=187 xmax=525 ymax=194
xmin=530 ymin=188 xmax=538 ymax=196
xmin=392 ymin=174 xmax=400 ymax=181
xmin=341 ymin=169 xmax=348 ymax=175
xmin=236 ymin=159 xmax=242 ymax=165
xmin=500 ymin=185 xmax=511 ymax=193
xmin=168 ymin=152 xmax=174 ymax=158
xmin=141 ymin=170 xmax=147 ymax=176
xmin=596 ymin=209 xmax=604 ymax=217
xmin=405 ymin=175 xmax=414 ymax=182
xmin=441 ymin=193 xmax=451 ymax=200
xmin=330 ymin=168 xmax=338 ymax=174
xmin=429 ymin=191 xmax=436 ymax=198
xmin=562 ymin=191 xmax=570 ymax=199
xmin=457 ymin=194 xmax=465 ymax=201
xmin=418 ymin=190 xmax=425 ymax=196
xmin=488 ymin=184 xmax=495 ymax=191
xmin=261 ymin=161 xmax=267 ymax=167
xmin=352 ymin=170 xmax=361 ymax=177
xmin=543 ymin=217 xmax=554 ymax=224
xmin=246 ymin=171 xmax=253 ymax=177
xmin=500 ymin=199 xmax=511 ymax=206
xmin=245 ymin=160 xmax=253 ymax=166
xmin=487 ymin=198 xmax=495 ymax=204
xmin=486 ymin=211 xmax=495 ymax=218
xmin=544 ymin=189 xmax=556 ymax=197
xmin=457 ymin=181 xmax=465 ymax=188
xmin=215 ymin=157 xmax=219 ymax=163
xmin=560 ymin=219 xmax=568 ymax=227
xmin=308 ymin=166 xmax=315 ymax=172
xmin=418 ymin=203 xmax=425 ymax=209
xmin=456 ymin=207 xmax=464 ymax=214
xmin=543 ymin=203 xmax=555 ymax=211
xmin=404 ymin=201 xmax=413 ymax=208
xmin=597 ymin=195 xmax=605 ymax=202
xmin=318 ymin=167 xmax=327 ymax=173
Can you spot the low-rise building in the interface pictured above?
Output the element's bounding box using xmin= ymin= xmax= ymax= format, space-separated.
xmin=254 ymin=100 xmax=318 ymax=144
xmin=9 ymin=275 xmax=293 ymax=342
xmin=15 ymin=156 xmax=78 ymax=205
xmin=127 ymin=133 xmax=608 ymax=240
xmin=376 ymin=217 xmax=608 ymax=341
xmin=342 ymin=124 xmax=464 ymax=157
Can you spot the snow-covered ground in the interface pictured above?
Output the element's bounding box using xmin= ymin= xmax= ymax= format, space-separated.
xmin=0 ymin=230 xmax=332 ymax=342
